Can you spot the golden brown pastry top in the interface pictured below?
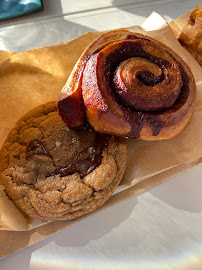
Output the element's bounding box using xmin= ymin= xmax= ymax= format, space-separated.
xmin=179 ymin=9 xmax=202 ymax=66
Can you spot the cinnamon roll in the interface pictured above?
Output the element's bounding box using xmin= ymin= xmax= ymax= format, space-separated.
xmin=58 ymin=30 xmax=196 ymax=140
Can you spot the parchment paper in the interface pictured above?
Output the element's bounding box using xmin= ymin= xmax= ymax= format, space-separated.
xmin=0 ymin=7 xmax=201 ymax=258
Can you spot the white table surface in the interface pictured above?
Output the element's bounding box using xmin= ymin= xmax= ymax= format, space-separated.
xmin=0 ymin=1 xmax=202 ymax=269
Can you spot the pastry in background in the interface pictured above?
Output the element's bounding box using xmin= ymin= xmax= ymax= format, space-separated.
xmin=0 ymin=102 xmax=127 ymax=221
xmin=179 ymin=9 xmax=202 ymax=66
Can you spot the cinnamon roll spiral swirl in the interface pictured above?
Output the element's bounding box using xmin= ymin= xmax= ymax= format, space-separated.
xmin=58 ymin=30 xmax=196 ymax=140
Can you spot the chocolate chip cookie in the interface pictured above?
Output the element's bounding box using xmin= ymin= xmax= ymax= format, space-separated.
xmin=0 ymin=102 xmax=127 ymax=220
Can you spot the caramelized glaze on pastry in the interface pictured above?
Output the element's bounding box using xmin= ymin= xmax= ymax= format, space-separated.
xmin=58 ymin=30 xmax=196 ymax=140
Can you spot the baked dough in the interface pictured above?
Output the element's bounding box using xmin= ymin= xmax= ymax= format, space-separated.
xmin=179 ymin=9 xmax=202 ymax=66
xmin=0 ymin=102 xmax=127 ymax=220
xmin=58 ymin=30 xmax=196 ymax=140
